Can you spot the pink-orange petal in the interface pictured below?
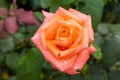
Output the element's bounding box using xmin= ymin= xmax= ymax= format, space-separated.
xmin=51 ymin=38 xmax=73 ymax=48
xmin=31 ymin=24 xmax=47 ymax=50
xmin=83 ymin=15 xmax=94 ymax=42
xmin=59 ymin=47 xmax=76 ymax=58
xmin=41 ymin=14 xmax=63 ymax=30
xmin=55 ymin=7 xmax=82 ymax=24
xmin=52 ymin=55 xmax=77 ymax=72
xmin=47 ymin=40 xmax=76 ymax=58
xmin=72 ymin=26 xmax=89 ymax=49
xmin=79 ymin=27 xmax=89 ymax=46
xmin=41 ymin=15 xmax=63 ymax=40
xmin=89 ymin=44 xmax=96 ymax=54
xmin=31 ymin=33 xmax=77 ymax=72
xmin=46 ymin=40 xmax=60 ymax=58
xmin=42 ymin=10 xmax=54 ymax=18
xmin=42 ymin=10 xmax=54 ymax=26
xmin=69 ymin=8 xmax=87 ymax=21
xmin=69 ymin=8 xmax=94 ymax=42
xmin=39 ymin=31 xmax=47 ymax=49
xmin=64 ymin=49 xmax=89 ymax=74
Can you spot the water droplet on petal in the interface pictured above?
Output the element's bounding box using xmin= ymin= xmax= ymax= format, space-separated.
xmin=75 ymin=64 xmax=79 ymax=70
xmin=64 ymin=61 xmax=68 ymax=64
xmin=75 ymin=66 xmax=78 ymax=69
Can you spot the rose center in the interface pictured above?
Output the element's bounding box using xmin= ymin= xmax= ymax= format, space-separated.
xmin=58 ymin=27 xmax=70 ymax=38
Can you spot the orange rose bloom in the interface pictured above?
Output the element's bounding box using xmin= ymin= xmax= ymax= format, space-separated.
xmin=31 ymin=7 xmax=96 ymax=75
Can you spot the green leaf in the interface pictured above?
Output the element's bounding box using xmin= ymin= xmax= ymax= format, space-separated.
xmin=60 ymin=0 xmax=75 ymax=5
xmin=77 ymin=0 xmax=104 ymax=28
xmin=0 ymin=53 xmax=5 ymax=67
xmin=81 ymin=64 xmax=89 ymax=75
xmin=50 ymin=0 xmax=61 ymax=12
xmin=6 ymin=53 xmax=21 ymax=72
xmin=12 ymin=33 xmax=25 ymax=44
xmin=0 ymin=0 xmax=8 ymax=8
xmin=29 ymin=0 xmax=41 ymax=10
xmin=113 ymin=4 xmax=120 ymax=21
xmin=94 ymin=32 xmax=104 ymax=48
xmin=34 ymin=12 xmax=44 ymax=22
xmin=26 ymin=48 xmax=44 ymax=72
xmin=89 ymin=63 xmax=104 ymax=74
xmin=86 ymin=63 xmax=105 ymax=80
xmin=92 ymin=42 xmax=102 ymax=60
xmin=109 ymin=24 xmax=120 ymax=35
xmin=97 ymin=23 xmax=110 ymax=35
xmin=76 ymin=64 xmax=89 ymax=75
xmin=70 ymin=74 xmax=85 ymax=80
xmin=26 ymin=25 xmax=39 ymax=34
xmin=50 ymin=0 xmax=75 ymax=12
xmin=8 ymin=76 xmax=16 ymax=80
xmin=109 ymin=61 xmax=120 ymax=71
xmin=16 ymin=48 xmax=44 ymax=80
xmin=40 ymin=0 xmax=50 ymax=9
xmin=86 ymin=74 xmax=106 ymax=80
xmin=102 ymin=34 xmax=120 ymax=67
xmin=102 ymin=0 xmax=108 ymax=5
xmin=25 ymin=25 xmax=39 ymax=46
xmin=55 ymin=75 xmax=69 ymax=80
xmin=108 ymin=71 xmax=120 ymax=80
xmin=18 ymin=25 xmax=27 ymax=33
xmin=0 ymin=36 xmax=15 ymax=53
xmin=42 ymin=61 xmax=52 ymax=69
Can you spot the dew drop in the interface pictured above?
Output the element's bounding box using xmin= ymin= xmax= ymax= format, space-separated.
xmin=75 ymin=64 xmax=80 ymax=70
xmin=75 ymin=66 xmax=78 ymax=69
xmin=64 ymin=61 xmax=68 ymax=64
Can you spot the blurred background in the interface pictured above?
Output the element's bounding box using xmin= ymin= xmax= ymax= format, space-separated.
xmin=0 ymin=0 xmax=120 ymax=80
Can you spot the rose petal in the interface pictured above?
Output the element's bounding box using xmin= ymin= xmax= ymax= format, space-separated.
xmin=83 ymin=15 xmax=94 ymax=42
xmin=42 ymin=10 xmax=54 ymax=26
xmin=50 ymin=55 xmax=77 ymax=72
xmin=31 ymin=32 xmax=77 ymax=72
xmin=4 ymin=16 xmax=19 ymax=34
xmin=72 ymin=26 xmax=89 ymax=50
xmin=39 ymin=15 xmax=63 ymax=50
xmin=55 ymin=7 xmax=82 ymax=24
xmin=79 ymin=27 xmax=89 ymax=47
xmin=47 ymin=40 xmax=76 ymax=58
xmin=40 ymin=31 xmax=46 ymax=49
xmin=46 ymin=40 xmax=61 ymax=57
xmin=42 ymin=15 xmax=63 ymax=40
xmin=42 ymin=10 xmax=54 ymax=19
xmin=63 ymin=27 xmax=89 ymax=74
xmin=69 ymin=8 xmax=94 ymax=42
xmin=69 ymin=8 xmax=87 ymax=21
xmin=65 ymin=49 xmax=89 ymax=74
xmin=89 ymin=44 xmax=96 ymax=54
xmin=32 ymin=15 xmax=63 ymax=50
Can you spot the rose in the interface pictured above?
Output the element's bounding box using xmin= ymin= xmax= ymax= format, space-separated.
xmin=31 ymin=7 xmax=96 ymax=75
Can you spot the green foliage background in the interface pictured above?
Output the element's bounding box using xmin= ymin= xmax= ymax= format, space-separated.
xmin=0 ymin=0 xmax=120 ymax=80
